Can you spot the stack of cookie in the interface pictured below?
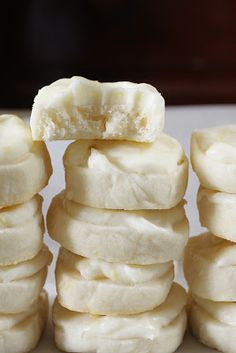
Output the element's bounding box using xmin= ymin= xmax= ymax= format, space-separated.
xmin=31 ymin=76 xmax=189 ymax=353
xmin=0 ymin=115 xmax=52 ymax=352
xmin=185 ymin=125 xmax=236 ymax=353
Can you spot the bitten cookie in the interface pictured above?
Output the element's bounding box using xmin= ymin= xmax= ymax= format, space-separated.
xmin=56 ymin=247 xmax=174 ymax=315
xmin=47 ymin=192 xmax=189 ymax=265
xmin=53 ymin=283 xmax=187 ymax=353
xmin=191 ymin=125 xmax=236 ymax=193
xmin=31 ymin=76 xmax=165 ymax=142
xmin=63 ymin=134 xmax=188 ymax=210
xmin=0 ymin=114 xmax=52 ymax=207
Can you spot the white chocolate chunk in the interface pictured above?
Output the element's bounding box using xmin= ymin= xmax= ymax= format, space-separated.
xmin=191 ymin=125 xmax=236 ymax=193
xmin=31 ymin=76 xmax=165 ymax=142
xmin=53 ymin=283 xmax=187 ymax=353
xmin=189 ymin=294 xmax=236 ymax=353
xmin=56 ymin=248 xmax=174 ymax=315
xmin=184 ymin=232 xmax=236 ymax=301
xmin=198 ymin=186 xmax=236 ymax=242
xmin=0 ymin=195 xmax=44 ymax=266
xmin=63 ymin=133 xmax=188 ymax=210
xmin=0 ymin=115 xmax=52 ymax=207
xmin=0 ymin=291 xmax=48 ymax=353
xmin=47 ymin=192 xmax=189 ymax=264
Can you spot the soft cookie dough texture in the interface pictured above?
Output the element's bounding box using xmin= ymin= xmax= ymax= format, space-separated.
xmin=191 ymin=125 xmax=236 ymax=193
xmin=184 ymin=232 xmax=236 ymax=301
xmin=0 ymin=194 xmax=44 ymax=266
xmin=0 ymin=245 xmax=52 ymax=313
xmin=53 ymin=283 xmax=187 ymax=353
xmin=189 ymin=294 xmax=236 ymax=353
xmin=198 ymin=186 xmax=236 ymax=242
xmin=0 ymin=115 xmax=52 ymax=207
xmin=56 ymin=248 xmax=174 ymax=315
xmin=47 ymin=192 xmax=189 ymax=264
xmin=63 ymin=133 xmax=188 ymax=210
xmin=0 ymin=290 xmax=48 ymax=353
xmin=30 ymin=76 xmax=165 ymax=142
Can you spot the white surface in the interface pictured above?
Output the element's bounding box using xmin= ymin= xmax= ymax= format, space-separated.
xmin=4 ymin=105 xmax=236 ymax=352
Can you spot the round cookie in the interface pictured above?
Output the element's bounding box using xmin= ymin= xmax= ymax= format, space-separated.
xmin=198 ymin=186 xmax=236 ymax=242
xmin=184 ymin=232 xmax=236 ymax=301
xmin=0 ymin=114 xmax=52 ymax=207
xmin=0 ymin=245 xmax=52 ymax=313
xmin=0 ymin=290 xmax=48 ymax=353
xmin=0 ymin=245 xmax=52 ymax=283
xmin=56 ymin=247 xmax=174 ymax=315
xmin=53 ymin=283 xmax=187 ymax=353
xmin=0 ymin=194 xmax=44 ymax=266
xmin=31 ymin=76 xmax=165 ymax=142
xmin=189 ymin=294 xmax=236 ymax=353
xmin=63 ymin=133 xmax=188 ymax=210
xmin=191 ymin=293 xmax=236 ymax=326
xmin=191 ymin=125 xmax=236 ymax=193
xmin=47 ymin=192 xmax=189 ymax=265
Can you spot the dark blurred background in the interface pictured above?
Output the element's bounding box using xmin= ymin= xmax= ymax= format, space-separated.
xmin=1 ymin=0 xmax=236 ymax=107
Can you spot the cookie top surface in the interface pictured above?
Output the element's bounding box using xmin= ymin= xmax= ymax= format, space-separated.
xmin=64 ymin=133 xmax=186 ymax=174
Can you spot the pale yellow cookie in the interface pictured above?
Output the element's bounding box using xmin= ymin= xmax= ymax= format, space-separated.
xmin=191 ymin=125 xmax=236 ymax=193
xmin=47 ymin=192 xmax=189 ymax=264
xmin=0 ymin=115 xmax=52 ymax=207
xmin=0 ymin=245 xmax=52 ymax=313
xmin=56 ymin=247 xmax=174 ymax=315
xmin=63 ymin=134 xmax=188 ymax=210
xmin=0 ymin=290 xmax=48 ymax=353
xmin=189 ymin=293 xmax=236 ymax=353
xmin=31 ymin=76 xmax=165 ymax=142
xmin=184 ymin=232 xmax=236 ymax=301
xmin=53 ymin=283 xmax=187 ymax=353
xmin=0 ymin=194 xmax=44 ymax=266
xmin=198 ymin=186 xmax=236 ymax=242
